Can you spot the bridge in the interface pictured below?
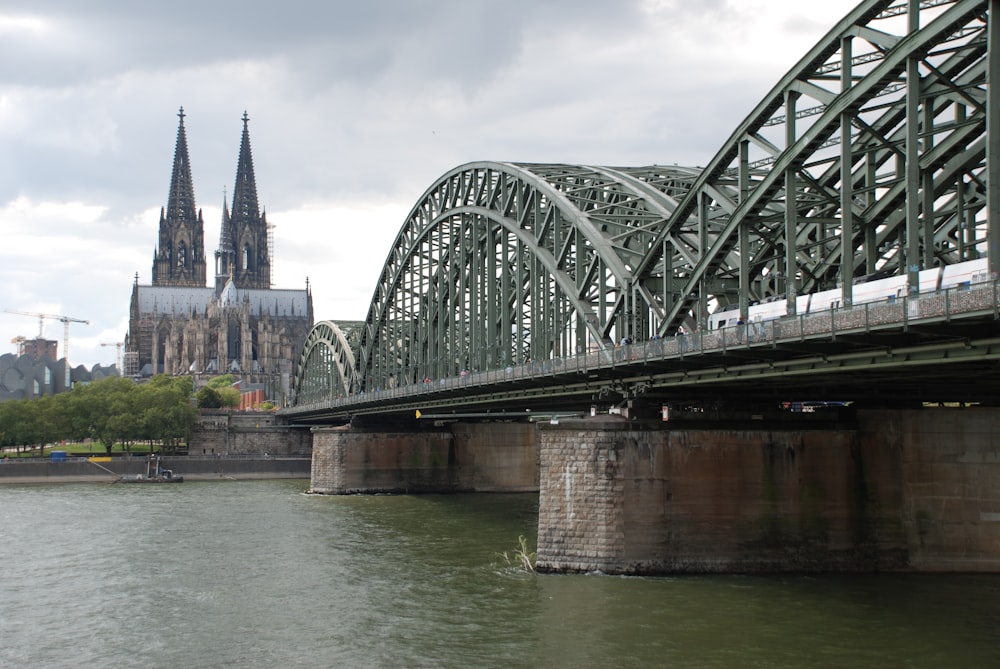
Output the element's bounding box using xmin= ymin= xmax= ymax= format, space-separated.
xmin=285 ymin=280 xmax=1000 ymax=423
xmin=280 ymin=1 xmax=1000 ymax=575
xmin=285 ymin=0 xmax=1000 ymax=424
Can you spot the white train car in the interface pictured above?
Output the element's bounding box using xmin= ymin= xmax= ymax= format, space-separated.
xmin=712 ymin=304 xmax=742 ymax=331
xmin=708 ymin=258 xmax=990 ymax=330
xmin=939 ymin=257 xmax=990 ymax=289
xmin=851 ymin=273 xmax=906 ymax=306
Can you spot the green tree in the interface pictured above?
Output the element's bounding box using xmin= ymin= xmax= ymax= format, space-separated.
xmin=0 ymin=400 xmax=13 ymax=451
xmin=48 ymin=392 xmax=74 ymax=442
xmin=216 ymin=386 xmax=241 ymax=408
xmin=106 ymin=385 xmax=142 ymax=453
xmin=197 ymin=375 xmax=241 ymax=409
xmin=0 ymin=395 xmax=63 ymax=455
xmin=0 ymin=399 xmax=40 ymax=454
xmin=195 ymin=385 xmax=224 ymax=408
xmin=140 ymin=376 xmax=196 ymax=453
xmin=207 ymin=374 xmax=236 ymax=388
xmin=0 ymin=374 xmax=199 ymax=455
xmin=32 ymin=395 xmax=60 ymax=451
xmin=69 ymin=377 xmax=137 ymax=454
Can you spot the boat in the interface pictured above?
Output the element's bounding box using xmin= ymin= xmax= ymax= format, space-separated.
xmin=118 ymin=455 xmax=184 ymax=483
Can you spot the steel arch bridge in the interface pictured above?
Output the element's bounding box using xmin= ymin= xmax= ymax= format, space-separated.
xmin=293 ymin=0 xmax=999 ymax=406
xmin=294 ymin=320 xmax=359 ymax=402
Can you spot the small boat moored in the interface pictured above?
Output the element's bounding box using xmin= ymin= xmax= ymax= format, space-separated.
xmin=119 ymin=455 xmax=184 ymax=483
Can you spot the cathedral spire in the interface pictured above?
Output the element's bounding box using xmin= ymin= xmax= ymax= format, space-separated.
xmin=166 ymin=106 xmax=197 ymax=225
xmin=153 ymin=106 xmax=207 ymax=287
xmin=231 ymin=111 xmax=261 ymax=227
xmin=219 ymin=191 xmax=232 ymax=251
xmin=215 ymin=191 xmax=234 ymax=291
xmin=225 ymin=110 xmax=271 ymax=289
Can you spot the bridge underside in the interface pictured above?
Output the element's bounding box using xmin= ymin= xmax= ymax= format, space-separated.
xmin=290 ymin=0 xmax=1000 ymax=418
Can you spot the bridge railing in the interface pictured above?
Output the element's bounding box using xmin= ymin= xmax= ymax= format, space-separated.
xmin=300 ymin=278 xmax=999 ymax=410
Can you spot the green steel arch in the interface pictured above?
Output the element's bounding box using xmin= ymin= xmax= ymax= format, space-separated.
xmin=637 ymin=0 xmax=996 ymax=334
xmin=353 ymin=162 xmax=703 ymax=392
xmin=292 ymin=320 xmax=356 ymax=405
xmin=295 ymin=0 xmax=999 ymax=403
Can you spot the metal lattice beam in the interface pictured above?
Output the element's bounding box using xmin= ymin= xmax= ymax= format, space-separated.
xmin=347 ymin=163 xmax=713 ymax=393
xmin=636 ymin=0 xmax=991 ymax=334
xmin=292 ymin=320 xmax=359 ymax=404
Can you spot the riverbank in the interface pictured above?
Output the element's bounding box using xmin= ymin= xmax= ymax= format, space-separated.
xmin=0 ymin=455 xmax=311 ymax=484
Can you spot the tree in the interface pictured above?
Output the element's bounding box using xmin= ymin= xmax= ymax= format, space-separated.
xmin=196 ymin=375 xmax=240 ymax=409
xmin=106 ymin=388 xmax=142 ymax=453
xmin=0 ymin=396 xmax=62 ymax=455
xmin=32 ymin=395 xmax=60 ymax=450
xmin=0 ymin=374 xmax=198 ymax=455
xmin=207 ymin=374 xmax=236 ymax=389
xmin=216 ymin=386 xmax=241 ymax=409
xmin=140 ymin=376 xmax=196 ymax=452
xmin=195 ymin=385 xmax=224 ymax=408
xmin=0 ymin=399 xmax=39 ymax=454
xmin=69 ymin=377 xmax=137 ymax=454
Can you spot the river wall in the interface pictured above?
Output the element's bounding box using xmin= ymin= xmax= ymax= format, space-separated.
xmin=536 ymin=408 xmax=1000 ymax=574
xmin=0 ymin=411 xmax=313 ymax=483
xmin=192 ymin=411 xmax=312 ymax=456
xmin=0 ymin=456 xmax=311 ymax=483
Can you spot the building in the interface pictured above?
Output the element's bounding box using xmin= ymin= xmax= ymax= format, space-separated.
xmin=124 ymin=109 xmax=313 ymax=404
xmin=14 ymin=337 xmax=59 ymax=362
xmin=0 ymin=353 xmax=118 ymax=401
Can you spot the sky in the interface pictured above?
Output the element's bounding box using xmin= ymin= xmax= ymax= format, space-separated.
xmin=0 ymin=0 xmax=861 ymax=369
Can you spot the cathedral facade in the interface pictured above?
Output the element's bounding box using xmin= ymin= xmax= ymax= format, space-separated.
xmin=124 ymin=109 xmax=313 ymax=403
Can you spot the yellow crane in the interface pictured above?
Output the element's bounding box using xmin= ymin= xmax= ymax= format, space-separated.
xmin=3 ymin=309 xmax=90 ymax=365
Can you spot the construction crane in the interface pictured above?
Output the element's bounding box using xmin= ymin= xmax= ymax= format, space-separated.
xmin=3 ymin=309 xmax=90 ymax=365
xmin=101 ymin=341 xmax=123 ymax=371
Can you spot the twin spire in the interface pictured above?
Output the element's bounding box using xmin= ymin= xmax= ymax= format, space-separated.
xmin=154 ymin=107 xmax=271 ymax=291
xmin=231 ymin=111 xmax=261 ymax=226
xmin=164 ymin=106 xmax=197 ymax=227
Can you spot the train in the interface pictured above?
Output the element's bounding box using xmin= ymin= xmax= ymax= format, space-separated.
xmin=711 ymin=257 xmax=991 ymax=330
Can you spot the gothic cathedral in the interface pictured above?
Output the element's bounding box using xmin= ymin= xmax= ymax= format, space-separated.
xmin=124 ymin=109 xmax=314 ymax=404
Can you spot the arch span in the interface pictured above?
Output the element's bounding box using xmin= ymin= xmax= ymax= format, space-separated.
xmin=354 ymin=162 xmax=703 ymax=393
xmin=292 ymin=320 xmax=357 ymax=405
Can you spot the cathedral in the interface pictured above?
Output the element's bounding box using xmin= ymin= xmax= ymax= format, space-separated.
xmin=124 ymin=109 xmax=314 ymax=403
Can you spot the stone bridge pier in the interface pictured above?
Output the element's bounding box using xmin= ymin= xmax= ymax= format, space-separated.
xmin=536 ymin=410 xmax=1000 ymax=574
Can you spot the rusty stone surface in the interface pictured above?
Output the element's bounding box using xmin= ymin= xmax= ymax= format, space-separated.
xmin=309 ymin=422 xmax=538 ymax=495
xmin=191 ymin=411 xmax=312 ymax=456
xmin=874 ymin=408 xmax=1000 ymax=571
xmin=537 ymin=409 xmax=1000 ymax=574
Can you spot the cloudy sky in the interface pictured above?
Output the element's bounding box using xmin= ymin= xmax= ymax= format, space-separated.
xmin=0 ymin=0 xmax=860 ymax=369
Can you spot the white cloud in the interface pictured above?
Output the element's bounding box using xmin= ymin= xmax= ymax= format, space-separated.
xmin=0 ymin=15 xmax=49 ymax=34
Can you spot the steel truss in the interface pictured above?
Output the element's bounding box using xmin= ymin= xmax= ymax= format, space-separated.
xmin=294 ymin=0 xmax=997 ymax=402
xmin=641 ymin=0 xmax=995 ymax=336
xmin=293 ymin=320 xmax=357 ymax=405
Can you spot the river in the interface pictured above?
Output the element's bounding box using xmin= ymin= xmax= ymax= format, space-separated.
xmin=1 ymin=480 xmax=998 ymax=668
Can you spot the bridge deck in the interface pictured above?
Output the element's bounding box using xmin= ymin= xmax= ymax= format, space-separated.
xmin=283 ymin=281 xmax=1000 ymax=424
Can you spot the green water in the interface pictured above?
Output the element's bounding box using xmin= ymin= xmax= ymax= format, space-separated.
xmin=1 ymin=480 xmax=997 ymax=668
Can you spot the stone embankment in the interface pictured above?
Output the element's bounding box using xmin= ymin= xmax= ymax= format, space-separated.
xmin=0 ymin=455 xmax=310 ymax=484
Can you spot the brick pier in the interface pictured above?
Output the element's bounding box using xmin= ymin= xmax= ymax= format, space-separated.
xmin=536 ymin=410 xmax=1000 ymax=574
